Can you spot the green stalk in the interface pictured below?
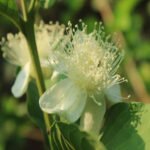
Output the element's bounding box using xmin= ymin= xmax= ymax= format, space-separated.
xmin=28 ymin=0 xmax=35 ymax=11
xmin=20 ymin=0 xmax=51 ymax=148
xmin=20 ymin=0 xmax=28 ymax=21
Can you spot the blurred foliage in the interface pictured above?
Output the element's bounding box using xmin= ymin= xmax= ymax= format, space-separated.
xmin=0 ymin=96 xmax=44 ymax=150
xmin=0 ymin=0 xmax=150 ymax=149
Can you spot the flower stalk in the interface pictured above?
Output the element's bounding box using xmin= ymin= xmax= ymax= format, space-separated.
xmin=20 ymin=0 xmax=51 ymax=148
xmin=20 ymin=0 xmax=28 ymax=22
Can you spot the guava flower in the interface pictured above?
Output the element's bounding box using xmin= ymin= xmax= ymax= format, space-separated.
xmin=39 ymin=22 xmax=125 ymax=134
xmin=0 ymin=22 xmax=65 ymax=98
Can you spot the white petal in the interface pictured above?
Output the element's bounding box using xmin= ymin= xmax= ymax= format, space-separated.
xmin=1 ymin=33 xmax=30 ymax=66
xmin=11 ymin=63 xmax=30 ymax=98
xmin=61 ymin=89 xmax=87 ymax=123
xmin=105 ymin=84 xmax=122 ymax=105
xmin=80 ymin=95 xmax=106 ymax=136
xmin=40 ymin=60 xmax=53 ymax=79
xmin=39 ymin=78 xmax=87 ymax=123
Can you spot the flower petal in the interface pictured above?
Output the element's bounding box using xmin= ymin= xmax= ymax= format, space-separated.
xmin=105 ymin=84 xmax=122 ymax=105
xmin=11 ymin=63 xmax=30 ymax=98
xmin=39 ymin=78 xmax=87 ymax=123
xmin=61 ymin=89 xmax=87 ymax=123
xmin=80 ymin=94 xmax=106 ymax=136
xmin=1 ymin=33 xmax=30 ymax=66
xmin=40 ymin=60 xmax=53 ymax=79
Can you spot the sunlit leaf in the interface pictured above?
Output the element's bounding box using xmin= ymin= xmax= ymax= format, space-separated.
xmin=101 ymin=102 xmax=150 ymax=150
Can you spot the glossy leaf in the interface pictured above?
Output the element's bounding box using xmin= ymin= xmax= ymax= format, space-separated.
xmin=101 ymin=102 xmax=150 ymax=150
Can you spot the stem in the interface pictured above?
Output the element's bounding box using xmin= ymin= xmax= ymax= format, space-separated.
xmin=26 ymin=21 xmax=52 ymax=149
xmin=20 ymin=0 xmax=52 ymax=148
xmin=29 ymin=0 xmax=35 ymax=11
xmin=20 ymin=0 xmax=28 ymax=21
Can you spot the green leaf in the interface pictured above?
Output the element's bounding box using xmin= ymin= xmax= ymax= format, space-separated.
xmin=114 ymin=0 xmax=140 ymax=31
xmin=65 ymin=0 xmax=86 ymax=12
xmin=0 ymin=0 xmax=21 ymax=29
xmin=101 ymin=102 xmax=150 ymax=150
xmin=27 ymin=80 xmax=49 ymax=148
xmin=49 ymin=122 xmax=106 ymax=150
xmin=27 ymin=80 xmax=44 ymax=128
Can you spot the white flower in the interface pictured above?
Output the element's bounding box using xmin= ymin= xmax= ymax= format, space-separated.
xmin=1 ymin=21 xmax=65 ymax=98
xmin=39 ymin=22 xmax=125 ymax=134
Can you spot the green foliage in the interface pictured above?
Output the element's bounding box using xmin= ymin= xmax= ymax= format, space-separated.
xmin=39 ymin=0 xmax=56 ymax=9
xmin=49 ymin=122 xmax=106 ymax=150
xmin=27 ymin=80 xmax=50 ymax=148
xmin=139 ymin=63 xmax=150 ymax=92
xmin=101 ymin=102 xmax=150 ymax=150
xmin=0 ymin=0 xmax=21 ymax=29
xmin=64 ymin=0 xmax=86 ymax=12
xmin=0 ymin=97 xmax=33 ymax=150
xmin=113 ymin=0 xmax=140 ymax=30
xmin=27 ymin=80 xmax=45 ymax=128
